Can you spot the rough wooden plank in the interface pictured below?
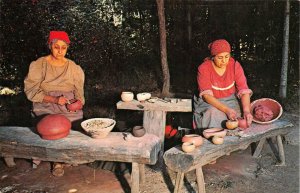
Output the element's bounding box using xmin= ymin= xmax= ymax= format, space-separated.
xmin=131 ymin=162 xmax=140 ymax=193
xmin=143 ymin=110 xmax=166 ymax=149
xmin=196 ymin=166 xmax=206 ymax=193
xmin=253 ymin=138 xmax=266 ymax=158
xmin=164 ymin=120 xmax=293 ymax=173
xmin=116 ymin=99 xmax=192 ymax=112
xmin=174 ymin=172 xmax=184 ymax=193
xmin=0 ymin=127 xmax=161 ymax=165
xmin=276 ymin=135 xmax=285 ymax=166
xmin=3 ymin=157 xmax=16 ymax=167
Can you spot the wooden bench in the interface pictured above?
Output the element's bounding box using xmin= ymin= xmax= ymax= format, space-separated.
xmin=0 ymin=126 xmax=161 ymax=193
xmin=163 ymin=119 xmax=293 ymax=193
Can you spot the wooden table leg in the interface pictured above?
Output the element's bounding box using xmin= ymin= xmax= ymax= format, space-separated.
xmin=4 ymin=157 xmax=16 ymax=167
xmin=143 ymin=110 xmax=167 ymax=150
xmin=131 ymin=162 xmax=140 ymax=193
xmin=253 ymin=138 xmax=266 ymax=158
xmin=276 ymin=135 xmax=286 ymax=166
xmin=174 ymin=172 xmax=184 ymax=193
xmin=139 ymin=164 xmax=145 ymax=184
xmin=196 ymin=166 xmax=206 ymax=193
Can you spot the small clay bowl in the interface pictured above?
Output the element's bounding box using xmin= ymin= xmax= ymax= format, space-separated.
xmin=182 ymin=134 xmax=203 ymax=147
xmin=212 ymin=136 xmax=224 ymax=145
xmin=121 ymin=92 xmax=134 ymax=102
xmin=132 ymin=126 xmax=146 ymax=137
xmin=226 ymin=120 xmax=239 ymax=130
xmin=203 ymin=128 xmax=227 ymax=139
xmin=182 ymin=142 xmax=195 ymax=153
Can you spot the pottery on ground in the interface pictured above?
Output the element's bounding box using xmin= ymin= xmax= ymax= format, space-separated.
xmin=226 ymin=120 xmax=239 ymax=130
xmin=203 ymin=128 xmax=227 ymax=139
xmin=132 ymin=126 xmax=146 ymax=137
xmin=66 ymin=99 xmax=83 ymax=111
xmin=212 ymin=136 xmax=224 ymax=145
xmin=121 ymin=92 xmax=134 ymax=102
xmin=182 ymin=142 xmax=195 ymax=153
xmin=250 ymin=98 xmax=283 ymax=124
xmin=37 ymin=114 xmax=71 ymax=140
xmin=182 ymin=134 xmax=203 ymax=147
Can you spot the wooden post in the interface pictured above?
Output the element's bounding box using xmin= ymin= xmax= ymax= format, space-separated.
xmin=143 ymin=110 xmax=166 ymax=150
xmin=139 ymin=164 xmax=145 ymax=184
xmin=131 ymin=162 xmax=140 ymax=193
xmin=276 ymin=135 xmax=286 ymax=166
xmin=196 ymin=166 xmax=206 ymax=193
xmin=174 ymin=172 xmax=184 ymax=193
xmin=4 ymin=157 xmax=16 ymax=167
xmin=253 ymin=138 xmax=266 ymax=158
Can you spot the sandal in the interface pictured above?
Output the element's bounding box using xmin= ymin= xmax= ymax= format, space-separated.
xmin=52 ymin=163 xmax=64 ymax=177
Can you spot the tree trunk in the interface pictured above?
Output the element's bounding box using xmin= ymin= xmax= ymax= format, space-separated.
xmin=279 ymin=0 xmax=290 ymax=98
xmin=156 ymin=0 xmax=170 ymax=97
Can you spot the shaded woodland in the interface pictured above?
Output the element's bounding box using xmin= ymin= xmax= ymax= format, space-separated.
xmin=0 ymin=0 xmax=299 ymax=126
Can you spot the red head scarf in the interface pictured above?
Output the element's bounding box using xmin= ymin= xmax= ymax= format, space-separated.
xmin=208 ymin=39 xmax=231 ymax=56
xmin=48 ymin=31 xmax=70 ymax=45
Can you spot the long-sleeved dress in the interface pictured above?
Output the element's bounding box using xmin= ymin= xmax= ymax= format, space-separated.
xmin=193 ymin=57 xmax=252 ymax=132
xmin=24 ymin=56 xmax=85 ymax=123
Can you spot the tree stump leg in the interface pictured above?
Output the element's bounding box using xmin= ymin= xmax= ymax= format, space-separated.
xmin=174 ymin=172 xmax=184 ymax=193
xmin=4 ymin=157 xmax=16 ymax=167
xmin=253 ymin=138 xmax=266 ymax=158
xmin=276 ymin=135 xmax=286 ymax=166
xmin=131 ymin=162 xmax=140 ymax=193
xmin=196 ymin=166 xmax=206 ymax=193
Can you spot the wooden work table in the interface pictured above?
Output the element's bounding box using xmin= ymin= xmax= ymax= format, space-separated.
xmin=116 ymin=98 xmax=192 ymax=149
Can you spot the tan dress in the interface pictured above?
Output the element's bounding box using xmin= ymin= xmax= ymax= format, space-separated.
xmin=24 ymin=56 xmax=85 ymax=122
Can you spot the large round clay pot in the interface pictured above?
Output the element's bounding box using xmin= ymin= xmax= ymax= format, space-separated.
xmin=37 ymin=114 xmax=71 ymax=140
xmin=182 ymin=134 xmax=203 ymax=147
xmin=203 ymin=128 xmax=227 ymax=139
xmin=66 ymin=99 xmax=83 ymax=112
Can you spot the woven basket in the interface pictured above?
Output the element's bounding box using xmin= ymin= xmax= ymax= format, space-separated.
xmin=81 ymin=118 xmax=116 ymax=139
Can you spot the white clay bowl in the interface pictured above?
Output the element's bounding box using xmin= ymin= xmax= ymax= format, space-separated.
xmin=121 ymin=92 xmax=134 ymax=102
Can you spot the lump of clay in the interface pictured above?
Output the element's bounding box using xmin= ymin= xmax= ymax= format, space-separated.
xmin=254 ymin=104 xmax=274 ymax=122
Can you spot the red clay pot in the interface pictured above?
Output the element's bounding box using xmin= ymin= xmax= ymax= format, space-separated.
xmin=66 ymin=99 xmax=83 ymax=111
xmin=238 ymin=118 xmax=249 ymax=129
xmin=37 ymin=114 xmax=71 ymax=140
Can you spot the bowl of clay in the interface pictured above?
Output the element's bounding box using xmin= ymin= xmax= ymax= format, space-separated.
xmin=81 ymin=118 xmax=116 ymax=139
xmin=250 ymin=98 xmax=283 ymax=124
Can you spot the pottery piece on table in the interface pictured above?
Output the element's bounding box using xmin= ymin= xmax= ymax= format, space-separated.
xmin=238 ymin=118 xmax=249 ymax=129
xmin=81 ymin=118 xmax=116 ymax=139
xmin=182 ymin=142 xmax=195 ymax=153
xmin=132 ymin=126 xmax=146 ymax=137
xmin=137 ymin=92 xmax=151 ymax=102
xmin=203 ymin=128 xmax=227 ymax=139
xmin=182 ymin=134 xmax=203 ymax=147
xmin=37 ymin=114 xmax=71 ymax=140
xmin=121 ymin=92 xmax=134 ymax=102
xmin=226 ymin=120 xmax=239 ymax=130
xmin=212 ymin=136 xmax=224 ymax=145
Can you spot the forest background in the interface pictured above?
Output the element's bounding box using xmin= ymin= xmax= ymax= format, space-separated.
xmin=0 ymin=0 xmax=299 ymax=128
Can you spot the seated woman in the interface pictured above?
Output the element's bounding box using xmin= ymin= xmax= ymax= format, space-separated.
xmin=193 ymin=39 xmax=253 ymax=134
xmin=24 ymin=31 xmax=85 ymax=176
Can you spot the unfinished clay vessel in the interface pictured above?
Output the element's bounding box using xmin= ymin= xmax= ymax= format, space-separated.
xmin=212 ymin=136 xmax=224 ymax=145
xmin=132 ymin=126 xmax=146 ymax=137
xmin=226 ymin=120 xmax=239 ymax=130
xmin=66 ymin=99 xmax=83 ymax=112
xmin=182 ymin=142 xmax=195 ymax=153
xmin=203 ymin=128 xmax=227 ymax=139
xmin=238 ymin=118 xmax=249 ymax=129
xmin=37 ymin=114 xmax=71 ymax=140
xmin=182 ymin=134 xmax=203 ymax=147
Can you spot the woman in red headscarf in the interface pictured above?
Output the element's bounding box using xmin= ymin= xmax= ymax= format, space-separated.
xmin=193 ymin=39 xmax=253 ymax=133
xmin=24 ymin=31 xmax=85 ymax=176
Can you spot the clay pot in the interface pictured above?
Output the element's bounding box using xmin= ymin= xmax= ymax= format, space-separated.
xmin=37 ymin=114 xmax=71 ymax=140
xmin=250 ymin=98 xmax=283 ymax=124
xmin=238 ymin=118 xmax=249 ymax=129
xmin=137 ymin=93 xmax=151 ymax=102
xmin=132 ymin=126 xmax=146 ymax=137
xmin=182 ymin=134 xmax=203 ymax=147
xmin=182 ymin=142 xmax=195 ymax=153
xmin=212 ymin=136 xmax=224 ymax=145
xmin=66 ymin=99 xmax=83 ymax=112
xmin=121 ymin=92 xmax=134 ymax=102
xmin=203 ymin=128 xmax=227 ymax=139
xmin=226 ymin=120 xmax=239 ymax=130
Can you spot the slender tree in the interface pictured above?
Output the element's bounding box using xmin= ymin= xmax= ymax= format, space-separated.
xmin=156 ymin=0 xmax=170 ymax=97
xmin=279 ymin=0 xmax=290 ymax=98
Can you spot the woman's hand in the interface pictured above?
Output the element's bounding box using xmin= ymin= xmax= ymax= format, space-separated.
xmin=243 ymin=111 xmax=253 ymax=126
xmin=225 ymin=108 xmax=238 ymax=120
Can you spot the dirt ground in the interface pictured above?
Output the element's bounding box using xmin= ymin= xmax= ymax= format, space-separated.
xmin=0 ymin=113 xmax=299 ymax=193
